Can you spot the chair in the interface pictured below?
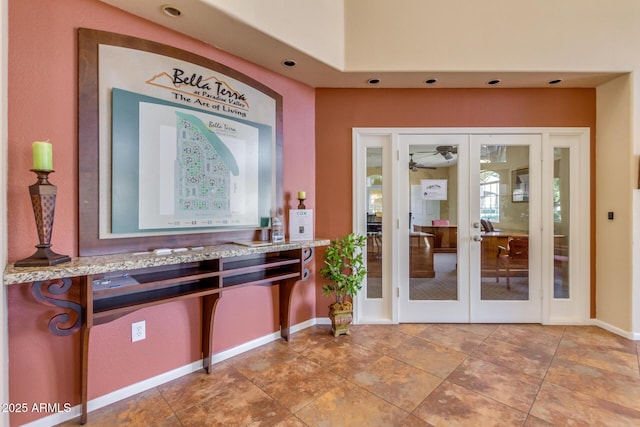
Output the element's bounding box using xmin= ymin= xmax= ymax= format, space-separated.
xmin=481 ymin=219 xmax=494 ymax=232
xmin=496 ymin=237 xmax=529 ymax=289
xmin=366 ymin=213 xmax=382 ymax=256
xmin=488 ymin=220 xmax=501 ymax=232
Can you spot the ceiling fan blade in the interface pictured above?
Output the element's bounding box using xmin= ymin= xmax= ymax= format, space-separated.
xmin=409 ymin=152 xmax=438 ymax=170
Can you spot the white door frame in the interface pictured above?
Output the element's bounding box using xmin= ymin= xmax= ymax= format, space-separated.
xmin=353 ymin=127 xmax=590 ymax=325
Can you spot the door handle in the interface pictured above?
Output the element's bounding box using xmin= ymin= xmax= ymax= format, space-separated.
xmin=473 ymin=235 xmax=483 ymax=242
xmin=473 ymin=222 xmax=481 ymax=229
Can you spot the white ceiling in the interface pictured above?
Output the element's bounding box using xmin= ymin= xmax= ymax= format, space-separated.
xmin=99 ymin=0 xmax=623 ymax=89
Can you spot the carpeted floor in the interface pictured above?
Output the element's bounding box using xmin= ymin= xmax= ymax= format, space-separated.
xmin=366 ymin=253 xmax=530 ymax=301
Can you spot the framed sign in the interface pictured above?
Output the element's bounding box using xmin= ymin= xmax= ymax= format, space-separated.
xmin=512 ymin=168 xmax=529 ymax=202
xmin=78 ymin=29 xmax=282 ymax=255
xmin=421 ymin=179 xmax=448 ymax=200
xmin=289 ymin=209 xmax=314 ymax=241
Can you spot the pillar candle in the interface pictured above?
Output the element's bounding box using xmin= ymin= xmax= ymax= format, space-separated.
xmin=32 ymin=141 xmax=53 ymax=170
xmin=298 ymin=191 xmax=306 ymax=199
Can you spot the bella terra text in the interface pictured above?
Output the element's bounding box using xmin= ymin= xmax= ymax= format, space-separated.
xmin=171 ymin=68 xmax=248 ymax=116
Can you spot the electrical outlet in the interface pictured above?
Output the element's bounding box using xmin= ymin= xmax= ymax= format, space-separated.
xmin=131 ymin=320 xmax=146 ymax=342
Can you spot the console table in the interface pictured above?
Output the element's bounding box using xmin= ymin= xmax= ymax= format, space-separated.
xmin=3 ymin=239 xmax=328 ymax=424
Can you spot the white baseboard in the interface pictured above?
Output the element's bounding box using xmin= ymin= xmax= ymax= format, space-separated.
xmin=21 ymin=319 xmax=317 ymax=427
xmin=315 ymin=317 xmax=331 ymax=325
xmin=590 ymin=318 xmax=640 ymax=341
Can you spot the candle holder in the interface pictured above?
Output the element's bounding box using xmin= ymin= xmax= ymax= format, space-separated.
xmin=297 ymin=197 xmax=306 ymax=209
xmin=15 ymin=170 xmax=71 ymax=267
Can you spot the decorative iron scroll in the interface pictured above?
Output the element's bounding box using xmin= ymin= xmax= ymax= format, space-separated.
xmin=31 ymin=278 xmax=82 ymax=336
xmin=302 ymin=247 xmax=314 ymax=281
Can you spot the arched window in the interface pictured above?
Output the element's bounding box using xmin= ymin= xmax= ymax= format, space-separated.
xmin=480 ymin=170 xmax=500 ymax=222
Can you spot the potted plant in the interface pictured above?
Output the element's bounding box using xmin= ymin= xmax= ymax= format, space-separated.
xmin=320 ymin=233 xmax=367 ymax=336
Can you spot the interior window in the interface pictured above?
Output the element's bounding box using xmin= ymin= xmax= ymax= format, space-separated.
xmin=480 ymin=170 xmax=500 ymax=222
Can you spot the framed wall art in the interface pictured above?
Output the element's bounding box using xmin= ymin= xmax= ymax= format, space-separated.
xmin=512 ymin=168 xmax=529 ymax=202
xmin=78 ymin=29 xmax=283 ymax=255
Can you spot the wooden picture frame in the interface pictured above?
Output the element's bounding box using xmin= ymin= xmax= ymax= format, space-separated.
xmin=78 ymin=29 xmax=283 ymax=256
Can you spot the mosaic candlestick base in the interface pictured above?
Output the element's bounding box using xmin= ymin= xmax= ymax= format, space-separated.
xmin=297 ymin=198 xmax=306 ymax=209
xmin=15 ymin=170 xmax=71 ymax=267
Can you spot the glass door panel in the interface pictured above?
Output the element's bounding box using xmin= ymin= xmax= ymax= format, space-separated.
xmin=480 ymin=145 xmax=530 ymax=301
xmin=409 ymin=145 xmax=458 ymax=301
xmin=553 ymin=147 xmax=570 ymax=299
xmin=366 ymin=148 xmax=383 ymax=300
xmin=354 ymin=132 xmax=393 ymax=324
xmin=399 ymin=134 xmax=469 ymax=323
xmin=471 ymin=134 xmax=541 ymax=323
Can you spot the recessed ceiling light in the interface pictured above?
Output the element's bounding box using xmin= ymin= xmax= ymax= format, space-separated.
xmin=368 ymin=78 xmax=380 ymax=85
xmin=282 ymin=60 xmax=297 ymax=67
xmin=162 ymin=5 xmax=182 ymax=17
xmin=425 ymin=78 xmax=437 ymax=85
xmin=487 ymin=79 xmax=501 ymax=85
xmin=549 ymin=79 xmax=563 ymax=85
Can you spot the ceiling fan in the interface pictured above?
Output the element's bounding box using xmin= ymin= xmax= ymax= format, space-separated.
xmin=409 ymin=153 xmax=436 ymax=172
xmin=431 ymin=145 xmax=458 ymax=160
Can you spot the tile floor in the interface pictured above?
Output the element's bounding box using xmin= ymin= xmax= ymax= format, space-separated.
xmin=63 ymin=323 xmax=640 ymax=426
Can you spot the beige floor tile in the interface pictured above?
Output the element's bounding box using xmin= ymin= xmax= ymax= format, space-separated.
xmin=413 ymin=380 xmax=528 ymax=426
xmin=295 ymin=381 xmax=409 ymax=427
xmin=272 ymin=414 xmax=308 ymax=426
xmin=417 ymin=324 xmax=488 ymax=354
xmin=399 ymin=414 xmax=435 ymax=427
xmin=454 ymin=323 xmax=499 ymax=338
xmin=345 ymin=323 xmax=413 ymax=353
xmin=555 ymin=335 xmax=639 ymax=378
xmin=530 ymin=382 xmax=640 ymax=426
xmin=173 ymin=378 xmax=290 ymax=426
xmin=388 ymin=336 xmax=467 ymax=378
xmin=545 ymin=357 xmax=640 ymax=411
xmin=396 ymin=323 xmax=429 ymax=336
xmin=157 ymin=362 xmax=243 ymax=412
xmin=473 ymin=336 xmax=554 ymax=379
xmin=351 ymin=355 xmax=442 ymax=412
xmin=563 ymin=325 xmax=637 ymax=351
xmin=447 ymin=357 xmax=542 ymax=412
xmin=64 ymin=388 xmax=174 ymax=426
xmin=301 ymin=337 xmax=383 ymax=378
xmin=227 ymin=340 xmax=299 ymax=374
xmin=523 ymin=415 xmax=556 ymax=426
xmin=490 ymin=324 xmax=563 ymax=355
xmin=283 ymin=324 xmax=336 ymax=353
xmin=238 ymin=355 xmax=345 ymax=412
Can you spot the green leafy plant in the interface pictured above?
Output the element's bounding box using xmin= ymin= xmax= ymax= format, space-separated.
xmin=320 ymin=233 xmax=367 ymax=311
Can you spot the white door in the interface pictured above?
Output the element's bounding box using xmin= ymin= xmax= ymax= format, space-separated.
xmin=411 ymin=185 xmax=440 ymax=229
xmin=353 ymin=128 xmax=589 ymax=325
xmin=470 ymin=134 xmax=542 ymax=322
xmin=397 ymin=133 xmax=542 ymax=323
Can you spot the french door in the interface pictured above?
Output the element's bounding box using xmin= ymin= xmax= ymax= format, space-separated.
xmin=397 ymin=133 xmax=541 ymax=323
xmin=353 ymin=128 xmax=590 ymax=325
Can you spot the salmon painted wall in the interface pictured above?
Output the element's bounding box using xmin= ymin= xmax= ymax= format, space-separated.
xmin=7 ymin=1 xmax=315 ymax=425
xmin=314 ymin=88 xmax=596 ymax=315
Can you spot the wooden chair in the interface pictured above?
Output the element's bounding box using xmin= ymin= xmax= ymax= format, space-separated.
xmin=496 ymin=237 xmax=529 ymax=289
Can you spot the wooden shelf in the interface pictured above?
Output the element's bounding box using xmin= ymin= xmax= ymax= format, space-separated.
xmin=77 ymin=247 xmax=310 ymax=425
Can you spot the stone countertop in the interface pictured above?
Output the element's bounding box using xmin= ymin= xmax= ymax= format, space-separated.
xmin=3 ymin=239 xmax=330 ymax=285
